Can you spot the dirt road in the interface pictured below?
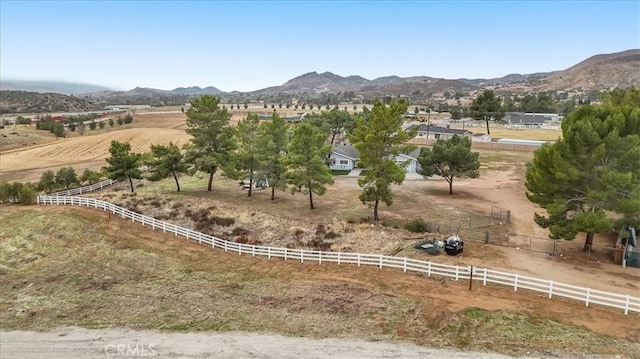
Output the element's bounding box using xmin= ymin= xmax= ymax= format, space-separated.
xmin=0 ymin=327 xmax=567 ymax=359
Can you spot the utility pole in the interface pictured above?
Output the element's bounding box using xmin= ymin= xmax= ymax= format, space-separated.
xmin=426 ymin=109 xmax=431 ymax=140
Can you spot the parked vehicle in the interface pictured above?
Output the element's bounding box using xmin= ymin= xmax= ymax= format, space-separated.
xmin=444 ymin=235 xmax=464 ymax=256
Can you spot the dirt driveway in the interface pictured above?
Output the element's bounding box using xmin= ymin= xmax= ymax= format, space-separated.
xmin=0 ymin=327 xmax=585 ymax=359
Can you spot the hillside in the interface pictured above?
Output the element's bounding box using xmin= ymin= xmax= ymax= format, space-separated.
xmin=0 ymin=91 xmax=102 ymax=114
xmin=542 ymin=49 xmax=640 ymax=90
xmin=0 ymin=80 xmax=111 ymax=95
xmin=9 ymin=49 xmax=638 ymax=106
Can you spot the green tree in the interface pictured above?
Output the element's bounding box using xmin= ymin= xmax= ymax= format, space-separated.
xmin=525 ymin=94 xmax=640 ymax=251
xmin=147 ymin=142 xmax=188 ymax=192
xmin=55 ymin=167 xmax=79 ymax=189
xmin=116 ymin=117 xmax=123 ymax=126
xmin=108 ymin=118 xmax=115 ymax=127
xmin=285 ymin=122 xmax=334 ymax=209
xmin=257 ymin=113 xmax=289 ymax=200
xmin=88 ymin=120 xmax=97 ymax=130
xmin=38 ymin=170 xmax=56 ymax=193
xmin=184 ymin=95 xmax=236 ymax=191
xmin=235 ymin=113 xmax=262 ymax=197
xmin=103 ymin=140 xmax=142 ymax=193
xmin=17 ymin=183 xmax=37 ymax=204
xmin=80 ymin=168 xmax=102 ymax=185
xmin=98 ymin=121 xmax=105 ymax=129
xmin=470 ymin=90 xmax=504 ymax=135
xmin=68 ymin=122 xmax=77 ymax=132
xmin=123 ymin=115 xmax=133 ymax=124
xmin=417 ymin=134 xmax=480 ymax=195
xmin=348 ymin=99 xmax=416 ymax=220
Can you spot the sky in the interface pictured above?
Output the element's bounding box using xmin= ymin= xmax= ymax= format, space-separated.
xmin=1 ymin=1 xmax=639 ymax=92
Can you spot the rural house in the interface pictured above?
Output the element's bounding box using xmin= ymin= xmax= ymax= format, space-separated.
xmin=503 ymin=112 xmax=560 ymax=128
xmin=394 ymin=148 xmax=421 ymax=173
xmin=407 ymin=124 xmax=473 ymax=140
xmin=329 ymin=144 xmax=359 ymax=171
xmin=329 ymin=144 xmax=421 ymax=173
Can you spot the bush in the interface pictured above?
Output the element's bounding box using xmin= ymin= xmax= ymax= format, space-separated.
xmin=0 ymin=181 xmax=37 ymax=204
xmin=404 ymin=218 xmax=431 ymax=233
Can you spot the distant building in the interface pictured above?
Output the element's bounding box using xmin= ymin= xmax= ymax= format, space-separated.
xmin=503 ymin=112 xmax=562 ymax=128
xmin=407 ymin=124 xmax=473 ymax=140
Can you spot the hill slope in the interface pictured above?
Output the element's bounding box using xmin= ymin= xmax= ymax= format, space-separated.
xmin=0 ymin=91 xmax=102 ymax=114
xmin=542 ymin=49 xmax=640 ymax=90
xmin=0 ymin=80 xmax=111 ymax=95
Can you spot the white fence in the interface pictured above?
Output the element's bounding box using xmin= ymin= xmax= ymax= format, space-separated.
xmin=36 ymin=195 xmax=640 ymax=316
xmin=49 ymin=179 xmax=117 ymax=196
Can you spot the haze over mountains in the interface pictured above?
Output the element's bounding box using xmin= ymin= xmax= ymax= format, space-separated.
xmin=1 ymin=49 xmax=638 ymax=103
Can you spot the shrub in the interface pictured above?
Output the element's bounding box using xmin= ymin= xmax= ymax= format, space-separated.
xmin=404 ymin=218 xmax=431 ymax=233
xmin=212 ymin=216 xmax=235 ymax=227
xmin=325 ymin=231 xmax=340 ymax=239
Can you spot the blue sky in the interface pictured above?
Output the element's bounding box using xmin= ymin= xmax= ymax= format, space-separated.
xmin=1 ymin=1 xmax=638 ymax=92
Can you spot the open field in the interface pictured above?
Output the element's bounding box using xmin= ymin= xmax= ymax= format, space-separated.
xmin=2 ymin=107 xmax=639 ymax=357
xmin=0 ymin=124 xmax=58 ymax=152
xmin=0 ymin=127 xmax=191 ymax=182
xmin=1 ymin=205 xmax=639 ymax=358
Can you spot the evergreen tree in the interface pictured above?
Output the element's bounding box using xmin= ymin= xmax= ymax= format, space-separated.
xmin=348 ymin=99 xmax=416 ymax=221
xmin=147 ymin=142 xmax=188 ymax=192
xmin=417 ymin=134 xmax=480 ymax=195
xmin=286 ymin=122 xmax=333 ymax=209
xmin=257 ymin=113 xmax=289 ymax=200
xmin=184 ymin=95 xmax=237 ymax=191
xmin=235 ymin=113 xmax=262 ymax=197
xmin=103 ymin=141 xmax=141 ymax=193
xmin=525 ymin=90 xmax=640 ymax=250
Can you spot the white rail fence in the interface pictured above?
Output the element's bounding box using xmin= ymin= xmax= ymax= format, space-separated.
xmin=37 ymin=195 xmax=640 ymax=316
xmin=49 ymin=179 xmax=117 ymax=197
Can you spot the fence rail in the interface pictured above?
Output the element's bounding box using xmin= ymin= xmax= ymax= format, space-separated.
xmin=36 ymin=195 xmax=640 ymax=315
xmin=49 ymin=179 xmax=117 ymax=196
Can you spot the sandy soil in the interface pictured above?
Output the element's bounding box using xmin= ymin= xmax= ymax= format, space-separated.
xmin=0 ymin=327 xmax=603 ymax=359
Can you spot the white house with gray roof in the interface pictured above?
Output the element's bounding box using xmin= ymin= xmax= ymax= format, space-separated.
xmin=408 ymin=124 xmax=473 ymax=140
xmin=329 ymin=144 xmax=360 ymax=171
xmin=329 ymin=144 xmax=421 ymax=173
xmin=503 ymin=112 xmax=561 ymax=128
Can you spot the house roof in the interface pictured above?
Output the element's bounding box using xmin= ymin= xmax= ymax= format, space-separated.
xmin=504 ymin=112 xmax=554 ymax=125
xmin=397 ymin=148 xmax=421 ymax=160
xmin=408 ymin=124 xmax=472 ymax=135
xmin=331 ymin=144 xmax=360 ymax=160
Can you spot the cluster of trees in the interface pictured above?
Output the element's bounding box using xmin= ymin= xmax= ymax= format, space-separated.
xmin=0 ymin=166 xmax=103 ymax=204
xmin=0 ymin=182 xmax=37 ymax=204
xmin=36 ymin=118 xmax=65 ymax=137
xmin=503 ymin=92 xmax=577 ymax=115
xmin=102 ymin=95 xmax=428 ymax=218
xmin=525 ymin=88 xmax=640 ymax=250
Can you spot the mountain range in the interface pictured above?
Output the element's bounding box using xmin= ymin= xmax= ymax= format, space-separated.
xmin=1 ymin=49 xmax=638 ymax=108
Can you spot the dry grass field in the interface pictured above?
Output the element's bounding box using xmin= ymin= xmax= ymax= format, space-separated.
xmin=1 ymin=205 xmax=638 ymax=358
xmin=1 ymin=107 xmax=639 ymax=357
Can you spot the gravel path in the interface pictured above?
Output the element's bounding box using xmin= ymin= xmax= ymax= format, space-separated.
xmin=0 ymin=327 xmax=528 ymax=359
